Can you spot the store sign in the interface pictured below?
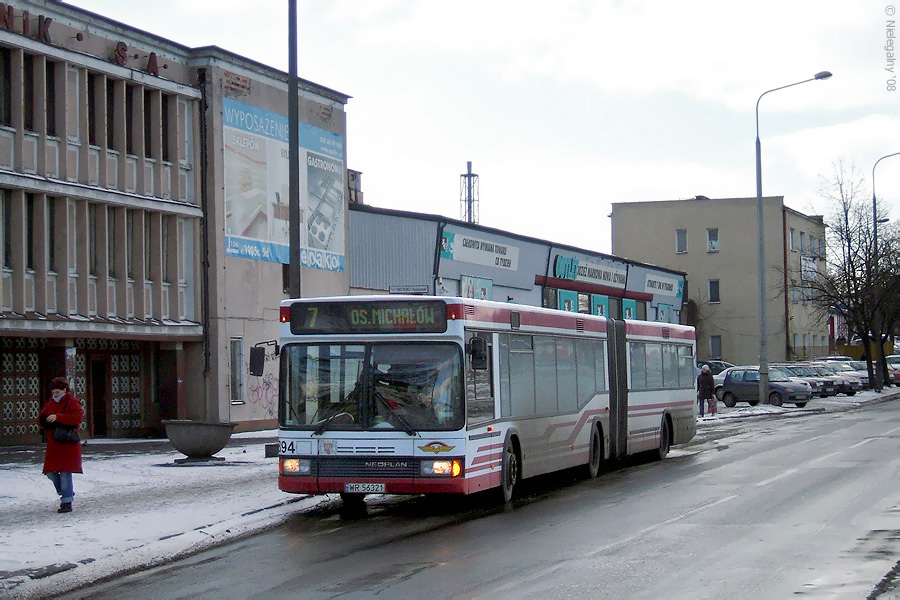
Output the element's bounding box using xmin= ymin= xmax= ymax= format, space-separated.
xmin=552 ymin=255 xmax=626 ymax=289
xmin=0 ymin=4 xmax=53 ymax=43
xmin=645 ymin=274 xmax=683 ymax=298
xmin=440 ymin=232 xmax=519 ymax=271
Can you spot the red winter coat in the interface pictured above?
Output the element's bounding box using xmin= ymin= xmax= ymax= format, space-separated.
xmin=38 ymin=393 xmax=84 ymax=474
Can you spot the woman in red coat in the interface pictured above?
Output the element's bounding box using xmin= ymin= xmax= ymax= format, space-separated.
xmin=38 ymin=376 xmax=84 ymax=513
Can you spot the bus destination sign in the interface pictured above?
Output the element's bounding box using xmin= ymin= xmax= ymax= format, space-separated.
xmin=290 ymin=300 xmax=448 ymax=334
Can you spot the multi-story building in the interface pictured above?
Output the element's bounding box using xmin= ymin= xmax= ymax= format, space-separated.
xmin=0 ymin=1 xmax=349 ymax=444
xmin=611 ymin=196 xmax=828 ymax=365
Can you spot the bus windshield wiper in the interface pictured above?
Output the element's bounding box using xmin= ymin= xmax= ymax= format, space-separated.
xmin=313 ymin=388 xmax=359 ymax=435
xmin=374 ymin=391 xmax=417 ymax=436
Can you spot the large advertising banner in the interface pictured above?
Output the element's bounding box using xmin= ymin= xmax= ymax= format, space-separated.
xmin=223 ymin=98 xmax=346 ymax=271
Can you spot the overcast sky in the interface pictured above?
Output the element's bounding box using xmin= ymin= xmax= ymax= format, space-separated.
xmin=65 ymin=0 xmax=900 ymax=254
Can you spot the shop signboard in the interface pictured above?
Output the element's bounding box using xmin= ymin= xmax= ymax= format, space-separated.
xmin=440 ymin=232 xmax=519 ymax=271
xmin=551 ymin=253 xmax=626 ymax=289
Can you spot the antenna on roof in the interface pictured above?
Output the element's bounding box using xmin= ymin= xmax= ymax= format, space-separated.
xmin=460 ymin=161 xmax=479 ymax=224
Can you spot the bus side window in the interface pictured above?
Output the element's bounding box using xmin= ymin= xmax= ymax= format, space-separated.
xmin=466 ymin=332 xmax=494 ymax=426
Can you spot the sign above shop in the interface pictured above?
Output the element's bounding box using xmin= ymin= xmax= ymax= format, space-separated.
xmin=644 ymin=274 xmax=683 ymax=298
xmin=440 ymin=232 xmax=519 ymax=271
xmin=552 ymin=254 xmax=626 ymax=289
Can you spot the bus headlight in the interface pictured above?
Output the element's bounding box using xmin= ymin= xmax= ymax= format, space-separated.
xmin=281 ymin=458 xmax=311 ymax=475
xmin=421 ymin=459 xmax=462 ymax=477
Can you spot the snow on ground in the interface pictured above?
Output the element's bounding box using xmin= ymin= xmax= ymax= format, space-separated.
xmin=0 ymin=390 xmax=897 ymax=599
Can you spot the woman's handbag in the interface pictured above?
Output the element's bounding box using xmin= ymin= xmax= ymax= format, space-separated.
xmin=52 ymin=425 xmax=81 ymax=443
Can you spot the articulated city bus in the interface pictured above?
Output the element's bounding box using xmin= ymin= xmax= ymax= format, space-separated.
xmin=263 ymin=295 xmax=696 ymax=506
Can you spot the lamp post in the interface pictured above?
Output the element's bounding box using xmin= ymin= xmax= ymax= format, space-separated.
xmin=755 ymin=71 xmax=832 ymax=406
xmin=871 ymin=152 xmax=899 ymax=391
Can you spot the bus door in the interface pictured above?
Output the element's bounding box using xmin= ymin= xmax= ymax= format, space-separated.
xmin=606 ymin=319 xmax=628 ymax=459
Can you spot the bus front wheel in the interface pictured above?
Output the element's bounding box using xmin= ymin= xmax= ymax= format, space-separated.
xmin=501 ymin=437 xmax=519 ymax=503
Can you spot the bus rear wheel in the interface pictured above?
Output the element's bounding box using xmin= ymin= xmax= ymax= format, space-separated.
xmin=584 ymin=425 xmax=603 ymax=479
xmin=501 ymin=437 xmax=519 ymax=503
xmin=657 ymin=416 xmax=670 ymax=460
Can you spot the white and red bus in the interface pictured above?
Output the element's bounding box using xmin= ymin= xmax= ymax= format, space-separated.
xmin=265 ymin=295 xmax=696 ymax=505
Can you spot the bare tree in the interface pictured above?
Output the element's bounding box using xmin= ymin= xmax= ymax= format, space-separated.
xmin=788 ymin=160 xmax=897 ymax=387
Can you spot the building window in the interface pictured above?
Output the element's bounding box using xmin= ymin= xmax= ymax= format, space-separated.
xmin=800 ymin=231 xmax=806 ymax=253
xmin=708 ymin=279 xmax=720 ymax=303
xmin=803 ymin=333 xmax=810 ymax=352
xmin=577 ymin=293 xmax=590 ymax=314
xmin=542 ymin=287 xmax=558 ymax=309
xmin=162 ymin=216 xmax=169 ymax=283
xmin=0 ymin=47 xmax=10 ymax=126
xmin=144 ymin=89 xmax=153 ymax=158
xmin=790 ymin=227 xmax=797 ymax=251
xmin=126 ymin=210 xmax=134 ymax=278
xmin=818 ymin=238 xmax=825 ymax=256
xmin=791 ymin=286 xmax=799 ymax=303
xmin=709 ymin=335 xmax=722 ymax=360
xmin=46 ymin=60 xmax=57 ymax=136
xmin=675 ymin=229 xmax=687 ymax=254
xmin=47 ymin=198 xmax=56 ymax=272
xmin=2 ymin=190 xmax=10 ymax=268
xmin=23 ymin=54 xmax=34 ymax=132
xmin=87 ymin=73 xmax=98 ymax=146
xmin=25 ymin=194 xmax=34 ymax=270
xmin=107 ymin=208 xmax=115 ymax=277
xmin=161 ymin=94 xmax=171 ymax=162
xmin=793 ymin=333 xmax=798 ymax=355
xmin=106 ymin=82 xmax=116 ymax=147
xmin=809 ymin=235 xmax=816 ymax=257
xmin=125 ymin=85 xmax=135 ymax=155
xmin=144 ymin=214 xmax=151 ymax=280
xmin=230 ymin=338 xmax=244 ymax=404
xmin=706 ymin=228 xmax=719 ymax=252
xmin=88 ymin=204 xmax=97 ymax=275
xmin=801 ymin=286 xmax=808 ymax=305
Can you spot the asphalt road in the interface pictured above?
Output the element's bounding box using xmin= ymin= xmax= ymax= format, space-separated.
xmin=71 ymin=400 xmax=900 ymax=599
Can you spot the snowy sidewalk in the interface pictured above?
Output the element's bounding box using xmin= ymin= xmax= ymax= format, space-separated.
xmin=0 ymin=431 xmax=325 ymax=600
xmin=1 ymin=390 xmax=898 ymax=599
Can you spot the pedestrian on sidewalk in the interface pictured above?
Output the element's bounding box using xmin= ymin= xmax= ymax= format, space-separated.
xmin=697 ymin=364 xmax=715 ymax=418
xmin=38 ymin=377 xmax=84 ymax=513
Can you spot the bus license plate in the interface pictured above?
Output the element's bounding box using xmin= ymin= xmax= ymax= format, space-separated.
xmin=344 ymin=483 xmax=385 ymax=493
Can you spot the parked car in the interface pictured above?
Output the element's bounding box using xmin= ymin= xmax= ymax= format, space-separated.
xmin=887 ymin=355 xmax=900 ymax=369
xmin=697 ymin=360 xmax=735 ymax=375
xmin=772 ymin=363 xmax=827 ymax=397
xmin=836 ymin=361 xmax=870 ymax=389
xmin=778 ymin=363 xmax=836 ymax=397
xmin=818 ymin=355 xmax=855 ymax=362
xmin=807 ymin=362 xmax=861 ymax=395
xmin=713 ymin=367 xmax=734 ymax=401
xmin=850 ymin=359 xmax=900 ymax=386
xmin=720 ymin=366 xmax=812 ymax=408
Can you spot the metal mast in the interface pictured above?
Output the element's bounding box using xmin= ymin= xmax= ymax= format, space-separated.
xmin=460 ymin=161 xmax=479 ymax=224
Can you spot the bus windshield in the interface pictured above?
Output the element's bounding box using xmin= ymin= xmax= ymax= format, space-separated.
xmin=280 ymin=342 xmax=464 ymax=432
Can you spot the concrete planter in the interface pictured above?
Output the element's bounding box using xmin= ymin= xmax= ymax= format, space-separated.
xmin=162 ymin=420 xmax=236 ymax=461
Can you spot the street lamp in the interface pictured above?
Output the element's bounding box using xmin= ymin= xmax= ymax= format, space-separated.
xmin=755 ymin=71 xmax=832 ymax=406
xmin=871 ymin=152 xmax=899 ymax=391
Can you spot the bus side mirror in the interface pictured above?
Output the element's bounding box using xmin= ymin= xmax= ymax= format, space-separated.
xmin=249 ymin=347 xmax=266 ymax=377
xmin=469 ymin=337 xmax=488 ymax=371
